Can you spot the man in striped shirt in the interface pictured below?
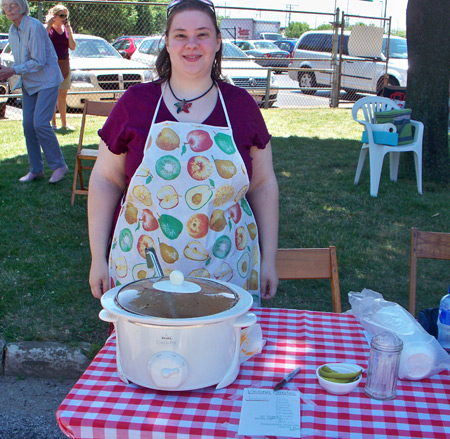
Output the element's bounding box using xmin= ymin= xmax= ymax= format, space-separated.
xmin=0 ymin=0 xmax=69 ymax=183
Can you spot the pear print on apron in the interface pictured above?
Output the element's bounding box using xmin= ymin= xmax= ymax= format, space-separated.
xmin=109 ymin=86 xmax=261 ymax=305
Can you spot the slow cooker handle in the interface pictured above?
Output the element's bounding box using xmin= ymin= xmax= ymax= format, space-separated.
xmin=216 ymin=312 xmax=257 ymax=389
xmin=233 ymin=312 xmax=257 ymax=329
xmin=99 ymin=309 xmax=117 ymax=323
xmin=98 ymin=310 xmax=130 ymax=384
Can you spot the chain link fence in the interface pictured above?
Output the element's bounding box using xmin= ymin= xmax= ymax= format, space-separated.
xmin=0 ymin=1 xmax=400 ymax=121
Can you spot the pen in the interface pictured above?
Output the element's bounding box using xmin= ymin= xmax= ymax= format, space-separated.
xmin=274 ymin=366 xmax=302 ymax=391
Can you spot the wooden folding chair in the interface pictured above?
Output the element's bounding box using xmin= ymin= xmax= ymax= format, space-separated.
xmin=276 ymin=247 xmax=342 ymax=313
xmin=71 ymin=100 xmax=116 ymax=205
xmin=409 ymin=227 xmax=450 ymax=316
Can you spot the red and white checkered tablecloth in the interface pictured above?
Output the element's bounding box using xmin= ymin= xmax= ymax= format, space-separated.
xmin=56 ymin=308 xmax=450 ymax=439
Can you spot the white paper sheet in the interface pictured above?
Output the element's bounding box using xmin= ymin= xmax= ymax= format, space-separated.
xmin=238 ymin=388 xmax=301 ymax=438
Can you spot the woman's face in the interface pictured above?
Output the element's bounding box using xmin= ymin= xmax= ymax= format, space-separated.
xmin=165 ymin=9 xmax=221 ymax=80
xmin=54 ymin=9 xmax=68 ymax=24
xmin=2 ymin=0 xmax=22 ymax=23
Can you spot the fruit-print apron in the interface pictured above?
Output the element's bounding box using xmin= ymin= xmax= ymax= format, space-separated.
xmin=109 ymin=84 xmax=261 ymax=305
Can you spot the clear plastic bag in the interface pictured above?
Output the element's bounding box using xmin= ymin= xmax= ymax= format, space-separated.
xmin=348 ymin=289 xmax=450 ymax=380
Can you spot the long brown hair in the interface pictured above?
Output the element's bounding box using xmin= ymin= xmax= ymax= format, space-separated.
xmin=155 ymin=0 xmax=223 ymax=83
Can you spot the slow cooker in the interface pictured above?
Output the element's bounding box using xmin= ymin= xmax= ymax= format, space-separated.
xmin=99 ymin=270 xmax=256 ymax=391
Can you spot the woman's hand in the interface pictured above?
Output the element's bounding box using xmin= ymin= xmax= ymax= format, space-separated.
xmin=89 ymin=257 xmax=109 ymax=299
xmin=0 ymin=66 xmax=15 ymax=81
xmin=260 ymin=257 xmax=279 ymax=300
xmin=46 ymin=16 xmax=56 ymax=31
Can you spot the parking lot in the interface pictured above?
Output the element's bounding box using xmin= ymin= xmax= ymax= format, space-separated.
xmin=1 ymin=71 xmax=358 ymax=123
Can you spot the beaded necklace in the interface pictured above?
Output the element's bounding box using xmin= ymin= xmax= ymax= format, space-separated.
xmin=168 ymin=80 xmax=215 ymax=114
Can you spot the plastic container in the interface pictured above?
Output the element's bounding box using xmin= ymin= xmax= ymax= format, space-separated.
xmin=364 ymin=332 xmax=403 ymax=400
xmin=316 ymin=363 xmax=363 ymax=395
xmin=398 ymin=340 xmax=436 ymax=379
xmin=437 ymin=286 xmax=450 ymax=352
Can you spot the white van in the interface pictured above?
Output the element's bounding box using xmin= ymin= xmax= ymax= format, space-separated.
xmin=288 ymin=29 xmax=408 ymax=95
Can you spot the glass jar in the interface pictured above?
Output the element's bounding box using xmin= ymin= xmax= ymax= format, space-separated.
xmin=364 ymin=331 xmax=403 ymax=400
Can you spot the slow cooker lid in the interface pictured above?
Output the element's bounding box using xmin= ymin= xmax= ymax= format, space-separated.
xmin=115 ymin=273 xmax=239 ymax=319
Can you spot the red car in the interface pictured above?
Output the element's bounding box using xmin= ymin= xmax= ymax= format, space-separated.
xmin=112 ymin=35 xmax=146 ymax=59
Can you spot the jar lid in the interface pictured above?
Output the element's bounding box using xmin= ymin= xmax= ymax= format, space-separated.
xmin=115 ymin=270 xmax=238 ymax=319
xmin=371 ymin=331 xmax=403 ymax=352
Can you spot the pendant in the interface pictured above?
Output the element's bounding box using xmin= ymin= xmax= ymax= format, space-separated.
xmin=174 ymin=99 xmax=192 ymax=114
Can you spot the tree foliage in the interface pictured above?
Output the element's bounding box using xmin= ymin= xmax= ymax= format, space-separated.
xmin=391 ymin=29 xmax=406 ymax=38
xmin=0 ymin=0 xmax=168 ymax=42
xmin=346 ymin=21 xmax=367 ymax=29
xmin=0 ymin=15 xmax=10 ymax=33
xmin=316 ymin=24 xmax=332 ymax=31
xmin=285 ymin=21 xmax=310 ymax=38
xmin=406 ymin=0 xmax=450 ymax=182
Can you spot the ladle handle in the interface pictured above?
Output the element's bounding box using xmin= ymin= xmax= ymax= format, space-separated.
xmin=145 ymin=246 xmax=164 ymax=277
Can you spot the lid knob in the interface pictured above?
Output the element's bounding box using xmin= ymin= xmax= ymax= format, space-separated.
xmin=153 ymin=271 xmax=201 ymax=293
xmin=170 ymin=270 xmax=185 ymax=286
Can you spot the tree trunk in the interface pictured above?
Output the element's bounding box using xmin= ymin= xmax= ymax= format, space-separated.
xmin=406 ymin=0 xmax=450 ymax=182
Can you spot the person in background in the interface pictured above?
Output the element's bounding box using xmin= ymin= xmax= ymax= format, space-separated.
xmin=46 ymin=3 xmax=76 ymax=132
xmin=88 ymin=0 xmax=279 ymax=305
xmin=0 ymin=0 xmax=69 ymax=183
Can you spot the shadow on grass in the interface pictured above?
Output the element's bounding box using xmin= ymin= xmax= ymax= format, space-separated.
xmin=269 ymin=136 xmax=450 ymax=314
xmin=0 ymin=144 xmax=108 ymax=344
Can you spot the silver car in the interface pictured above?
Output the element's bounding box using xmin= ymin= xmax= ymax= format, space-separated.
xmin=67 ymin=34 xmax=153 ymax=109
xmin=233 ymin=40 xmax=291 ymax=69
xmin=0 ymin=34 xmax=153 ymax=110
xmin=130 ymin=35 xmax=164 ymax=70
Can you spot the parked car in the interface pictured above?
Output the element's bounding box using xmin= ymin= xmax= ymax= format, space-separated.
xmin=273 ymin=39 xmax=296 ymax=57
xmin=0 ymin=39 xmax=8 ymax=54
xmin=259 ymin=32 xmax=282 ymax=41
xmin=131 ymin=38 xmax=279 ymax=107
xmin=112 ymin=35 xmax=146 ymax=59
xmin=233 ymin=40 xmax=291 ymax=69
xmin=288 ymin=30 xmax=408 ymax=95
xmin=1 ymin=34 xmax=153 ymax=110
xmin=130 ymin=35 xmax=164 ymax=68
xmin=0 ymin=77 xmax=7 ymax=118
xmin=222 ymin=41 xmax=279 ymax=107
xmin=0 ymin=37 xmax=9 ymax=117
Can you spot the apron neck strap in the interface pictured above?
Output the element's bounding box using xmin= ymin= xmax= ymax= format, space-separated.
xmin=151 ymin=82 xmax=167 ymax=127
xmin=217 ymin=85 xmax=232 ymax=129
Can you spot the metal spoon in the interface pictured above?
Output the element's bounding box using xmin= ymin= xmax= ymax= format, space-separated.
xmin=145 ymin=246 xmax=164 ymax=277
xmin=145 ymin=246 xmax=178 ymax=318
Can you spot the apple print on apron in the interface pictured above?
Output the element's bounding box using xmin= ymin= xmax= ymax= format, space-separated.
xmin=109 ymin=85 xmax=262 ymax=305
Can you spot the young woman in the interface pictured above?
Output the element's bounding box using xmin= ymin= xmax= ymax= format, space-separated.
xmin=46 ymin=4 xmax=76 ymax=131
xmin=88 ymin=0 xmax=279 ymax=306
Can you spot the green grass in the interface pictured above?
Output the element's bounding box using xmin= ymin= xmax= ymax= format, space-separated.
xmin=1 ymin=109 xmax=449 ymax=345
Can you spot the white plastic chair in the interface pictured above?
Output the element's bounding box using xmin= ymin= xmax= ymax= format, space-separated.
xmin=352 ymin=96 xmax=424 ymax=197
